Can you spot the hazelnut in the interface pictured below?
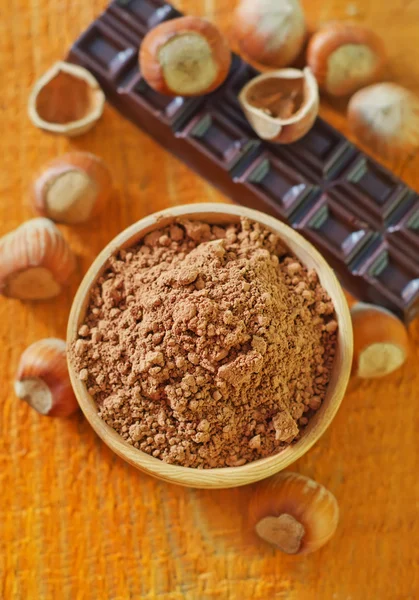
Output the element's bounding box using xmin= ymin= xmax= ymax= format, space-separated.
xmin=348 ymin=83 xmax=419 ymax=158
xmin=139 ymin=16 xmax=231 ymax=96
xmin=0 ymin=218 xmax=76 ymax=300
xmin=351 ymin=303 xmax=409 ymax=379
xmin=239 ymin=67 xmax=319 ymax=143
xmin=307 ymin=23 xmax=386 ymax=96
xmin=28 ymin=61 xmax=105 ymax=136
xmin=32 ymin=152 xmax=112 ymax=224
xmin=233 ymin=0 xmax=306 ymax=68
xmin=14 ymin=339 xmax=79 ymax=417
xmin=249 ymin=472 xmax=339 ymax=555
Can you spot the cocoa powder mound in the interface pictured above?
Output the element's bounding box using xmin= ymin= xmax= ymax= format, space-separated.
xmin=70 ymin=219 xmax=337 ymax=469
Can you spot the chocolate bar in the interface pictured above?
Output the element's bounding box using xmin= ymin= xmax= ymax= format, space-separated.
xmin=68 ymin=0 xmax=419 ymax=322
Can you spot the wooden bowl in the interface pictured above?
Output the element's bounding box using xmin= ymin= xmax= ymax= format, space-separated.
xmin=67 ymin=204 xmax=353 ymax=489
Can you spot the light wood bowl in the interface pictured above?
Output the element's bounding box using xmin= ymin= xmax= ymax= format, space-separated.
xmin=67 ymin=204 xmax=353 ymax=489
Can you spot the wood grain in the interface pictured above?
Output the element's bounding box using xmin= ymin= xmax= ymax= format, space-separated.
xmin=1 ymin=0 xmax=418 ymax=598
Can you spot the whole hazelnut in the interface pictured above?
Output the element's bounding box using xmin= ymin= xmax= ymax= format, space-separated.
xmin=348 ymin=83 xmax=419 ymax=158
xmin=32 ymin=152 xmax=112 ymax=224
xmin=15 ymin=338 xmax=79 ymax=417
xmin=233 ymin=0 xmax=306 ymax=68
xmin=0 ymin=218 xmax=76 ymax=300
xmin=350 ymin=303 xmax=409 ymax=379
xmin=139 ymin=16 xmax=231 ymax=96
xmin=307 ymin=23 xmax=386 ymax=96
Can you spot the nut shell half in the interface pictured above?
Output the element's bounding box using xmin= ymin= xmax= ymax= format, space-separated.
xmin=28 ymin=61 xmax=105 ymax=136
xmin=249 ymin=472 xmax=339 ymax=555
xmin=239 ymin=67 xmax=319 ymax=143
xmin=139 ymin=16 xmax=231 ymax=96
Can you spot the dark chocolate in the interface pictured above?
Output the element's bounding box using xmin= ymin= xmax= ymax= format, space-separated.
xmin=68 ymin=0 xmax=419 ymax=322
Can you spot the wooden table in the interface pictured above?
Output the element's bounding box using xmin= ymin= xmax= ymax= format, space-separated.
xmin=1 ymin=1 xmax=418 ymax=598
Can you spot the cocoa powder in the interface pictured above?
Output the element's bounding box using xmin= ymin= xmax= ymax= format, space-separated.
xmin=70 ymin=218 xmax=337 ymax=469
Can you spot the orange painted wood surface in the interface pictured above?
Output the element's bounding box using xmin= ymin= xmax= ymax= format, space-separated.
xmin=1 ymin=1 xmax=418 ymax=598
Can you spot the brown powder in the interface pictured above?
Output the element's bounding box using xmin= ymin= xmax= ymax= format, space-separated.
xmin=70 ymin=218 xmax=337 ymax=469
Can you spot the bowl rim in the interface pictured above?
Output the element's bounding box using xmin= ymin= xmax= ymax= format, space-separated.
xmin=67 ymin=203 xmax=353 ymax=488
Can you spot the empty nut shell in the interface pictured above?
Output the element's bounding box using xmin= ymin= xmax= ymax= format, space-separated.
xmin=28 ymin=61 xmax=105 ymax=136
xmin=239 ymin=68 xmax=319 ymax=143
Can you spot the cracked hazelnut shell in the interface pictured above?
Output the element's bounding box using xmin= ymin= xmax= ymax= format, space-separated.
xmin=249 ymin=472 xmax=339 ymax=555
xmin=239 ymin=68 xmax=319 ymax=143
xmin=28 ymin=61 xmax=105 ymax=136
